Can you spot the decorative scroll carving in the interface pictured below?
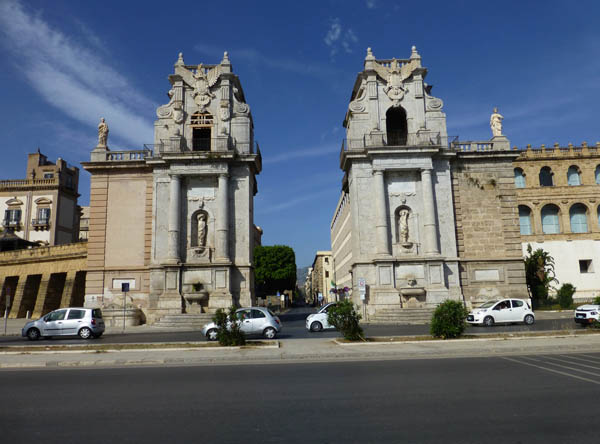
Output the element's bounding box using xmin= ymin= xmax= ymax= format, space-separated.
xmin=235 ymin=102 xmax=249 ymax=115
xmin=426 ymin=96 xmax=443 ymax=111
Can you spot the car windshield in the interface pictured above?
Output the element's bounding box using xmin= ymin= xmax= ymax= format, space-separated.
xmin=478 ymin=301 xmax=498 ymax=309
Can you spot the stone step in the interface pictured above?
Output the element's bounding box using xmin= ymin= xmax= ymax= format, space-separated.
xmin=153 ymin=313 xmax=213 ymax=328
xmin=367 ymin=308 xmax=434 ymax=325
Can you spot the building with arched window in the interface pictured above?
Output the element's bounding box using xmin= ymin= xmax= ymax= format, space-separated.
xmin=82 ymin=53 xmax=262 ymax=323
xmin=513 ymin=144 xmax=600 ymax=300
xmin=332 ymin=47 xmax=526 ymax=320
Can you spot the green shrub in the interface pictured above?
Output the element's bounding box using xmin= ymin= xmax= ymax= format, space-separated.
xmin=327 ymin=299 xmax=364 ymax=341
xmin=430 ymin=300 xmax=469 ymax=339
xmin=556 ymin=283 xmax=576 ymax=309
xmin=212 ymin=306 xmax=246 ymax=346
xmin=593 ymin=295 xmax=600 ymax=305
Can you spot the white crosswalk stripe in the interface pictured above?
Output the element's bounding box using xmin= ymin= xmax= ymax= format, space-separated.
xmin=502 ymin=352 xmax=600 ymax=385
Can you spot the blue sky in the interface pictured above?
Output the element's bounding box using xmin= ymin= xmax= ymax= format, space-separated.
xmin=1 ymin=0 xmax=599 ymax=267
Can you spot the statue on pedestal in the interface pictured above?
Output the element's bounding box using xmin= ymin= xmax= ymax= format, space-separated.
xmin=98 ymin=118 xmax=109 ymax=146
xmin=490 ymin=108 xmax=503 ymax=137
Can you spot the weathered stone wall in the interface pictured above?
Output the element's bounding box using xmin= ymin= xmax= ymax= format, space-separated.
xmin=452 ymin=153 xmax=528 ymax=306
xmin=330 ymin=192 xmax=352 ymax=290
xmin=0 ymin=242 xmax=87 ymax=318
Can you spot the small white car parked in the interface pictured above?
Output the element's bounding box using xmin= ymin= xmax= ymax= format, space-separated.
xmin=306 ymin=302 xmax=337 ymax=332
xmin=466 ymin=298 xmax=534 ymax=327
xmin=574 ymin=304 xmax=600 ymax=326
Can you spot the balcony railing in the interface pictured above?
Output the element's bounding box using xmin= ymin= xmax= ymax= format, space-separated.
xmin=148 ymin=137 xmax=259 ymax=155
xmin=0 ymin=178 xmax=59 ymax=190
xmin=2 ymin=219 xmax=21 ymax=229
xmin=32 ymin=219 xmax=50 ymax=229
xmin=106 ymin=149 xmax=153 ymax=161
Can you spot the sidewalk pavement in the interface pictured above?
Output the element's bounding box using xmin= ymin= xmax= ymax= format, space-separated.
xmin=1 ymin=316 xmax=599 ymax=370
xmin=0 ymin=309 xmax=576 ymax=336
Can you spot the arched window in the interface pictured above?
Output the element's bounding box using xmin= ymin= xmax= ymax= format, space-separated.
xmin=514 ymin=168 xmax=526 ymax=188
xmin=539 ymin=167 xmax=554 ymax=187
xmin=541 ymin=204 xmax=560 ymax=234
xmin=386 ymin=107 xmax=407 ymax=146
xmin=567 ymin=165 xmax=582 ymax=186
xmin=595 ymin=165 xmax=600 ymax=185
xmin=518 ymin=206 xmax=532 ymax=235
xmin=570 ymin=203 xmax=588 ymax=233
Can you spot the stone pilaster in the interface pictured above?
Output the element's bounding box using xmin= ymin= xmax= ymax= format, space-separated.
xmin=59 ymin=271 xmax=77 ymax=308
xmin=421 ymin=168 xmax=440 ymax=255
xmin=32 ymin=274 xmax=51 ymax=318
xmin=9 ymin=279 xmax=27 ymax=318
xmin=373 ymin=170 xmax=391 ymax=256
xmin=216 ymin=173 xmax=230 ymax=261
xmin=166 ymin=175 xmax=181 ymax=264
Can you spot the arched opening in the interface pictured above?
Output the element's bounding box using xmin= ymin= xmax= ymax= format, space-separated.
xmin=541 ymin=204 xmax=560 ymax=234
xmin=518 ymin=205 xmax=532 ymax=235
xmin=514 ymin=168 xmax=526 ymax=188
xmin=190 ymin=113 xmax=213 ymax=151
xmin=539 ymin=166 xmax=554 ymax=187
xmin=386 ymin=107 xmax=407 ymax=146
xmin=569 ymin=203 xmax=588 ymax=233
xmin=567 ymin=165 xmax=582 ymax=186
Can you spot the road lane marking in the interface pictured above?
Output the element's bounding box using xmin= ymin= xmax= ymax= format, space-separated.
xmin=501 ymin=357 xmax=600 ymax=385
xmin=574 ymin=353 xmax=600 ymax=363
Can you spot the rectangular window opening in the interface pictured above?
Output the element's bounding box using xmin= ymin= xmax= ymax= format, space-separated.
xmin=579 ymin=260 xmax=593 ymax=274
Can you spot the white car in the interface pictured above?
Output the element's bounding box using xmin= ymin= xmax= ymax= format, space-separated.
xmin=574 ymin=304 xmax=600 ymax=326
xmin=466 ymin=298 xmax=534 ymax=327
xmin=306 ymin=302 xmax=337 ymax=332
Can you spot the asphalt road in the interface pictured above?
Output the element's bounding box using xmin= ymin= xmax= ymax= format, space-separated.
xmin=2 ymin=353 xmax=600 ymax=443
xmin=0 ymin=306 xmax=578 ymax=346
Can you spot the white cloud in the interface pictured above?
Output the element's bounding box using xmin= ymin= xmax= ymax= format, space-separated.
xmin=0 ymin=0 xmax=155 ymax=147
xmin=366 ymin=0 xmax=377 ymax=9
xmin=324 ymin=18 xmax=358 ymax=58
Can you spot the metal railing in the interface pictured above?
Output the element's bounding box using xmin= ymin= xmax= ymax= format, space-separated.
xmin=31 ymin=219 xmax=50 ymax=227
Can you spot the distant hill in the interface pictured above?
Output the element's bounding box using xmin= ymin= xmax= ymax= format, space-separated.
xmin=296 ymin=266 xmax=309 ymax=287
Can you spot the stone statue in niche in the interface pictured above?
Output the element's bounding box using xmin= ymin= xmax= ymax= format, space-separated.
xmin=197 ymin=212 xmax=207 ymax=248
xmin=398 ymin=208 xmax=410 ymax=243
xmin=490 ymin=107 xmax=503 ymax=137
xmin=97 ymin=118 xmax=109 ymax=146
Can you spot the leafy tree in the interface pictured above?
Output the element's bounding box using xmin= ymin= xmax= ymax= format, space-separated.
xmin=327 ymin=299 xmax=364 ymax=341
xmin=430 ymin=300 xmax=469 ymax=339
xmin=254 ymin=245 xmax=297 ymax=296
xmin=524 ymin=244 xmax=558 ymax=308
xmin=212 ymin=306 xmax=246 ymax=346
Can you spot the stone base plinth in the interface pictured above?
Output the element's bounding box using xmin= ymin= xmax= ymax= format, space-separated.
xmin=207 ymin=292 xmax=233 ymax=313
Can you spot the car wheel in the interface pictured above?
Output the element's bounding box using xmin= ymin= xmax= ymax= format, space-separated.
xmin=26 ymin=328 xmax=40 ymax=341
xmin=483 ymin=316 xmax=494 ymax=327
xmin=310 ymin=321 xmax=323 ymax=332
xmin=206 ymin=329 xmax=218 ymax=341
xmin=524 ymin=314 xmax=534 ymax=325
xmin=78 ymin=327 xmax=92 ymax=339
xmin=263 ymin=327 xmax=277 ymax=339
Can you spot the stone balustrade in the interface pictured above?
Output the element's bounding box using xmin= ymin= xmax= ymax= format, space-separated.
xmin=0 ymin=178 xmax=59 ymax=190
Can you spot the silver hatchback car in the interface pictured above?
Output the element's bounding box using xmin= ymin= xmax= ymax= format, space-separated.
xmin=22 ymin=307 xmax=105 ymax=340
xmin=202 ymin=307 xmax=282 ymax=340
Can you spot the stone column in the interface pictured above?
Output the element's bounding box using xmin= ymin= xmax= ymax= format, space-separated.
xmin=216 ymin=173 xmax=230 ymax=261
xmin=373 ymin=170 xmax=391 ymax=256
xmin=59 ymin=271 xmax=77 ymax=308
xmin=9 ymin=278 xmax=27 ymax=318
xmin=166 ymin=175 xmax=181 ymax=264
xmin=421 ymin=168 xmax=440 ymax=255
